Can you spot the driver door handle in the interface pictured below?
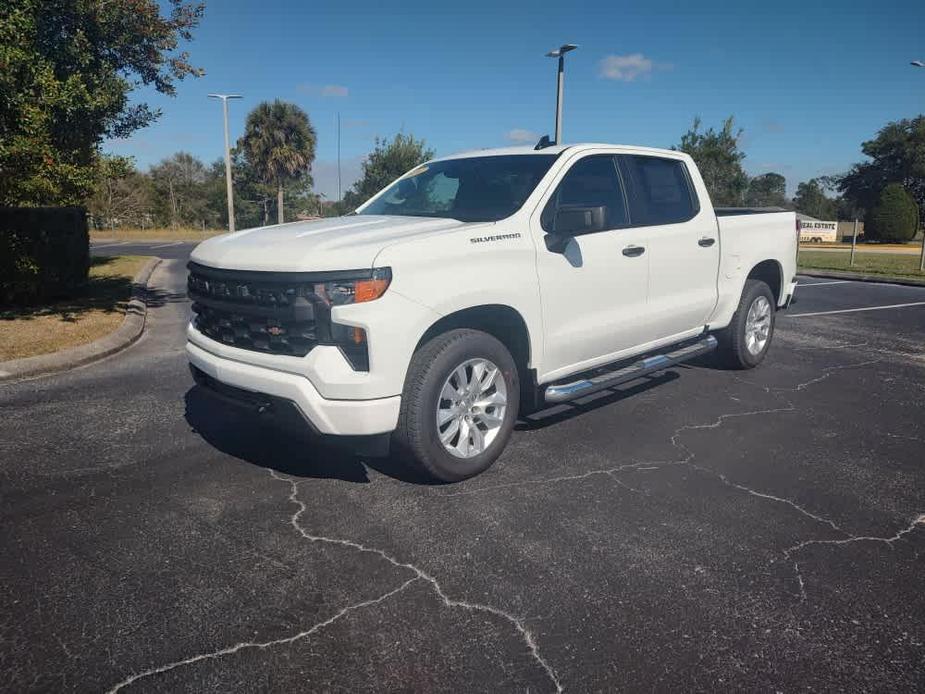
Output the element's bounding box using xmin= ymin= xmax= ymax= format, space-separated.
xmin=622 ymin=245 xmax=646 ymax=257
xmin=698 ymin=237 xmax=716 ymax=247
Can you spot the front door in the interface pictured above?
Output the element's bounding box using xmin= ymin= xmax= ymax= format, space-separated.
xmin=532 ymin=154 xmax=652 ymax=382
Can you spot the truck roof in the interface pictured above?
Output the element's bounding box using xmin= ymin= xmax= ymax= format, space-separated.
xmin=436 ymin=143 xmax=683 ymax=161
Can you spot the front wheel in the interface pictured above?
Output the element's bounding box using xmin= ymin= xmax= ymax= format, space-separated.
xmin=392 ymin=329 xmax=519 ymax=482
xmin=715 ymin=279 xmax=776 ymax=369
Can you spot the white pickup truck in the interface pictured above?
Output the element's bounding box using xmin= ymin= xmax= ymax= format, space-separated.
xmin=187 ymin=143 xmax=797 ymax=481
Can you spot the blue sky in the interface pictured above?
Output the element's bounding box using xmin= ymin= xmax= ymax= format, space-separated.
xmin=109 ymin=0 xmax=925 ymax=197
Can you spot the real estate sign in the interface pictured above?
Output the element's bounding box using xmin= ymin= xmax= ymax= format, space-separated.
xmin=799 ymin=220 xmax=838 ymax=243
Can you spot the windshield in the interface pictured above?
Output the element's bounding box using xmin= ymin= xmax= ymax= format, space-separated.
xmin=359 ymin=154 xmax=559 ymax=222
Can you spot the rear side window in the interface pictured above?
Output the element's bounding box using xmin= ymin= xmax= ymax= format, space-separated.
xmin=619 ymin=155 xmax=699 ymax=226
xmin=541 ymin=155 xmax=629 ymax=232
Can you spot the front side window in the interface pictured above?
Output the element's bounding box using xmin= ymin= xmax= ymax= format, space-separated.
xmin=541 ymin=155 xmax=629 ymax=233
xmin=618 ymin=155 xmax=699 ymax=226
xmin=360 ymin=155 xmax=558 ymax=223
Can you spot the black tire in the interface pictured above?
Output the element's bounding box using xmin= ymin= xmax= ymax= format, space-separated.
xmin=715 ymin=279 xmax=776 ymax=370
xmin=392 ymin=329 xmax=519 ymax=483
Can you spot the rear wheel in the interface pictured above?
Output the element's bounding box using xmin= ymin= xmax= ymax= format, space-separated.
xmin=393 ymin=329 xmax=519 ymax=482
xmin=716 ymin=279 xmax=776 ymax=369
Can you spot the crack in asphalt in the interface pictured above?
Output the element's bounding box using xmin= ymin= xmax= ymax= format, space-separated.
xmin=102 ymin=349 xmax=915 ymax=691
xmin=269 ymin=470 xmax=563 ymax=693
xmin=785 ymin=515 xmax=925 ymax=558
xmin=105 ymin=471 xmax=564 ymax=692
xmin=105 ymin=577 xmax=420 ymax=693
xmin=439 ymin=356 xmax=924 ymax=604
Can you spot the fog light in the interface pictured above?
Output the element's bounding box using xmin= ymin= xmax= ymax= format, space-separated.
xmin=331 ymin=322 xmax=369 ymax=371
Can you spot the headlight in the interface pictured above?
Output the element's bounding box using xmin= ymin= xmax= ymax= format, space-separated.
xmin=314 ymin=268 xmax=391 ymax=306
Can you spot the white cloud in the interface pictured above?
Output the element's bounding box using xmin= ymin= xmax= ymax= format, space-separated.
xmin=598 ymin=53 xmax=660 ymax=82
xmin=506 ymin=128 xmax=540 ymax=143
xmin=297 ymin=83 xmax=349 ymax=97
xmin=321 ymin=84 xmax=349 ymax=97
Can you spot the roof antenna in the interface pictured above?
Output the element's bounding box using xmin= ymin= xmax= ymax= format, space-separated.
xmin=534 ymin=135 xmax=553 ymax=150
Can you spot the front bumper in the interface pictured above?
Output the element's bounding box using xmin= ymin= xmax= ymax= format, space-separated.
xmin=187 ymin=340 xmax=401 ymax=436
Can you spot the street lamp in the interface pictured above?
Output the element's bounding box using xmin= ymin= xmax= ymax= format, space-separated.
xmin=545 ymin=44 xmax=578 ymax=145
xmin=914 ymin=62 xmax=925 ymax=270
xmin=208 ymin=93 xmax=243 ymax=233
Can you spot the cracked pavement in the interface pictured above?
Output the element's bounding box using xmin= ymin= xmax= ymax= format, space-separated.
xmin=1 ymin=257 xmax=924 ymax=692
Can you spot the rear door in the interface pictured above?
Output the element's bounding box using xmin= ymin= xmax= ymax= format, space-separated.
xmin=618 ymin=154 xmax=720 ymax=339
xmin=532 ymin=153 xmax=652 ymax=380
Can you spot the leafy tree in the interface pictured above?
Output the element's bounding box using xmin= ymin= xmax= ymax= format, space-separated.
xmin=340 ymin=133 xmax=435 ymax=212
xmin=0 ymin=0 xmax=204 ymax=206
xmin=239 ymin=100 xmax=316 ymax=224
xmin=674 ymin=117 xmax=748 ymax=206
xmin=87 ymin=155 xmax=152 ymax=229
xmin=793 ymin=178 xmax=838 ymax=219
xmin=865 ymin=184 xmax=920 ymax=242
xmin=745 ymin=173 xmax=788 ymax=208
xmin=840 ymin=116 xmax=925 ymax=216
xmin=149 ymin=152 xmax=212 ymax=228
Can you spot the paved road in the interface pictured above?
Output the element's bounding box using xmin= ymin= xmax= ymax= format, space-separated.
xmin=2 ymin=263 xmax=924 ymax=692
xmin=91 ymin=240 xmax=199 ymax=261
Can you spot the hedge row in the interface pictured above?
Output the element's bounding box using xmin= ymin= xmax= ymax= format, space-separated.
xmin=0 ymin=207 xmax=90 ymax=305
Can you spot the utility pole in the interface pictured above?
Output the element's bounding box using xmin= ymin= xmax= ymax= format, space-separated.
xmin=850 ymin=219 xmax=859 ymax=267
xmin=337 ymin=112 xmax=342 ymax=202
xmin=545 ymin=44 xmax=578 ymax=145
xmin=208 ymin=93 xmax=242 ymax=232
xmin=909 ymin=62 xmax=923 ymax=270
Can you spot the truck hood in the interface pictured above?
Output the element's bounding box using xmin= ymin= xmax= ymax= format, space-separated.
xmin=190 ymin=215 xmax=470 ymax=271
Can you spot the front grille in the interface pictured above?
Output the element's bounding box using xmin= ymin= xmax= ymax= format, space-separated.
xmin=187 ymin=263 xmax=321 ymax=357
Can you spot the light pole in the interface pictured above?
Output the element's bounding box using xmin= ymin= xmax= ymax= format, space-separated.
xmin=915 ymin=62 xmax=925 ymax=270
xmin=545 ymin=44 xmax=578 ymax=145
xmin=208 ymin=93 xmax=242 ymax=232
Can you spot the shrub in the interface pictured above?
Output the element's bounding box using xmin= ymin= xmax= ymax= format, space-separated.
xmin=0 ymin=207 xmax=90 ymax=305
xmin=865 ymin=184 xmax=920 ymax=242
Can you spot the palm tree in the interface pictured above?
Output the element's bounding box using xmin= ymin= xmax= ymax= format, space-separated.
xmin=240 ymin=100 xmax=316 ymax=224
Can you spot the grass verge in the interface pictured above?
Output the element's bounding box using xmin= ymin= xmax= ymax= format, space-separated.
xmin=0 ymin=256 xmax=150 ymax=362
xmin=90 ymin=227 xmax=224 ymax=242
xmin=799 ymin=250 xmax=925 ymax=281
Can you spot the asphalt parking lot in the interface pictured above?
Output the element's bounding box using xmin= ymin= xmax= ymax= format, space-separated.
xmin=1 ymin=251 xmax=923 ymax=692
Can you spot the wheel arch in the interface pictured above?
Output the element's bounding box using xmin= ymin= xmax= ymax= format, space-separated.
xmin=746 ymin=259 xmax=783 ymax=305
xmin=415 ymin=304 xmax=538 ymax=411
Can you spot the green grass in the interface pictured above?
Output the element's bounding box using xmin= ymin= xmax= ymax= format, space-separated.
xmin=799 ymin=250 xmax=925 ymax=280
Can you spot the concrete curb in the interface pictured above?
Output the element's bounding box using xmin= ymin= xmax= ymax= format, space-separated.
xmin=799 ymin=268 xmax=925 ymax=288
xmin=0 ymin=258 xmax=163 ymax=383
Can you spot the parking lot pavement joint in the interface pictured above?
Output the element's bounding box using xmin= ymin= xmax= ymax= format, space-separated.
xmin=104 ymin=576 xmax=421 ymax=693
xmin=268 ymin=470 xmax=565 ymax=693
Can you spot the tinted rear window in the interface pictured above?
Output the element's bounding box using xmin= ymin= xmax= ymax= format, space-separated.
xmin=619 ymin=155 xmax=699 ymax=226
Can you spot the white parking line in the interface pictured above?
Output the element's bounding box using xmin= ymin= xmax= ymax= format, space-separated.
xmin=90 ymin=241 xmax=130 ymax=249
xmin=797 ymin=280 xmax=850 ymax=287
xmin=787 ymin=301 xmax=925 ymax=318
xmin=149 ymin=241 xmax=183 ymax=249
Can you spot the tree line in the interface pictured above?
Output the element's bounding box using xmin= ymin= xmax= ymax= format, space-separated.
xmin=1 ymin=2 xmax=920 ymax=241
xmin=675 ymin=115 xmax=923 ymax=241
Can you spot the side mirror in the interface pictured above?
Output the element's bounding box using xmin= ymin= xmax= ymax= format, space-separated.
xmin=544 ymin=205 xmax=607 ymax=253
xmin=555 ymin=205 xmax=606 ymax=235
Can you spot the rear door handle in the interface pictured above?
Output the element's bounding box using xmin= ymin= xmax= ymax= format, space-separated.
xmin=622 ymin=245 xmax=645 ymax=257
xmin=698 ymin=237 xmax=716 ymax=247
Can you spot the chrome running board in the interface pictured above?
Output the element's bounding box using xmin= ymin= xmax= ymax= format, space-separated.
xmin=544 ymin=335 xmax=718 ymax=404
